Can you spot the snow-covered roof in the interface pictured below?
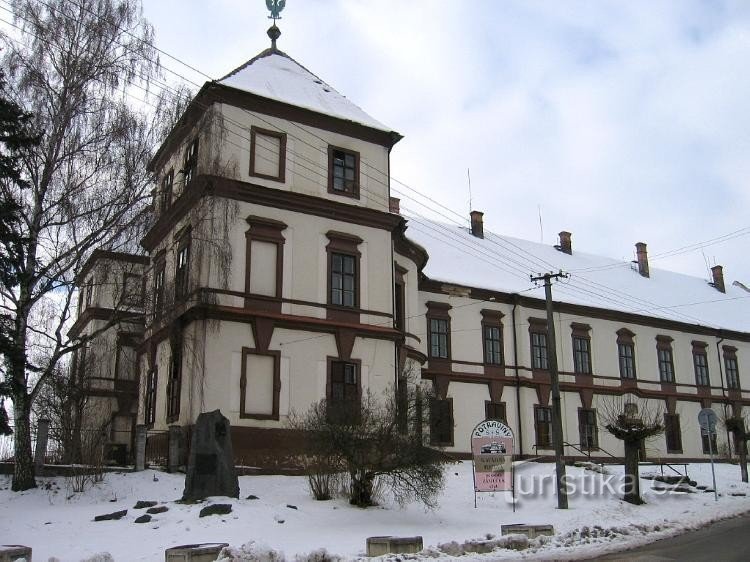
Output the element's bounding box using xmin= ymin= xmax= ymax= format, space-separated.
xmin=405 ymin=217 xmax=750 ymax=334
xmin=218 ymin=49 xmax=393 ymax=133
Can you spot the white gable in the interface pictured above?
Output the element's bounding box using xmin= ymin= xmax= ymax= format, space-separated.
xmin=219 ymin=50 xmax=392 ymax=133
xmin=405 ymin=217 xmax=750 ymax=333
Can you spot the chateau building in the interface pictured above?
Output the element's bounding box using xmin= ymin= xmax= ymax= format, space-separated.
xmin=74 ymin=29 xmax=750 ymax=466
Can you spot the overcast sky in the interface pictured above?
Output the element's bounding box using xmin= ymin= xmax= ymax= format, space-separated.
xmin=142 ymin=0 xmax=750 ymax=286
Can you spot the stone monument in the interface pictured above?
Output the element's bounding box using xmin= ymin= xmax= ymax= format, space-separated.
xmin=182 ymin=410 xmax=239 ymax=501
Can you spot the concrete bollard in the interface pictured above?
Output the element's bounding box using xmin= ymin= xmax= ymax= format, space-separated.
xmin=366 ymin=536 xmax=423 ymax=556
xmin=168 ymin=425 xmax=182 ymax=473
xmin=134 ymin=424 xmax=147 ymax=472
xmin=165 ymin=543 xmax=228 ymax=562
xmin=0 ymin=545 xmax=32 ymax=562
xmin=34 ymin=418 xmax=50 ymax=471
xmin=501 ymin=524 xmax=554 ymax=539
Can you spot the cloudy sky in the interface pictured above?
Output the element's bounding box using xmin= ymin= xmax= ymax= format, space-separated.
xmin=142 ymin=0 xmax=750 ymax=285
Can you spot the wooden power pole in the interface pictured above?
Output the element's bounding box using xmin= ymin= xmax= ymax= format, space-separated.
xmin=530 ymin=271 xmax=569 ymax=509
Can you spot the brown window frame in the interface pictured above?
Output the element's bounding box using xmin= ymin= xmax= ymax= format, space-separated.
xmin=481 ymin=309 xmax=504 ymax=367
xmin=327 ymin=145 xmax=360 ymax=198
xmin=724 ymin=346 xmax=740 ymax=390
xmin=249 ymin=126 xmax=287 ymax=182
xmin=394 ymin=265 xmax=407 ymax=331
xmin=664 ymin=413 xmax=682 ymax=453
xmin=535 ymin=405 xmax=553 ymax=449
xmin=616 ymin=328 xmax=637 ymax=380
xmin=529 ymin=319 xmax=549 ymax=371
xmin=429 ymin=397 xmax=454 ymax=446
xmin=182 ymin=137 xmax=199 ymax=188
xmin=578 ymin=408 xmax=599 ymax=450
xmin=152 ymin=258 xmax=165 ymax=320
xmin=571 ymin=323 xmax=592 ymax=375
xmin=174 ymin=231 xmax=191 ymax=302
xmin=326 ymin=357 xmax=361 ymax=425
xmin=701 ymin=431 xmax=718 ymax=454
xmin=160 ymin=169 xmax=174 ymax=212
xmin=325 ymin=231 xmax=362 ymax=322
xmin=656 ymin=335 xmax=675 ymax=383
xmin=485 ymin=401 xmax=506 ymax=422
xmin=426 ymin=301 xmax=452 ymax=361
xmin=144 ymin=366 xmax=158 ymax=427
xmin=166 ymin=340 xmax=182 ymax=423
xmin=240 ymin=347 xmax=281 ymax=421
xmin=244 ymin=216 xmax=287 ymax=311
xmin=692 ymin=341 xmax=710 ymax=387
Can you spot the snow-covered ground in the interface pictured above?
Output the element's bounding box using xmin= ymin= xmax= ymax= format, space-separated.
xmin=1 ymin=461 xmax=749 ymax=561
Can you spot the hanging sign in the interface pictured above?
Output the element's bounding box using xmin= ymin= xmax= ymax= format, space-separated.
xmin=471 ymin=420 xmax=514 ymax=493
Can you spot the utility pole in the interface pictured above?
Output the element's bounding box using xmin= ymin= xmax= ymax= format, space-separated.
xmin=530 ymin=271 xmax=569 ymax=509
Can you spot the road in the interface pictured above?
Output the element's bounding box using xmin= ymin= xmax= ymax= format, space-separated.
xmin=592 ymin=512 xmax=750 ymax=561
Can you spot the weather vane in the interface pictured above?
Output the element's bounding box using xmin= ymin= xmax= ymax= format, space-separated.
xmin=266 ymin=0 xmax=285 ymax=22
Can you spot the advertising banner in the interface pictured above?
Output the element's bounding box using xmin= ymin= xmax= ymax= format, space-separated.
xmin=471 ymin=420 xmax=514 ymax=493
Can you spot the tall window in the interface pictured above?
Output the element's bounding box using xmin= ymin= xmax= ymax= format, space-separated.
xmin=724 ymin=346 xmax=740 ymax=389
xmin=617 ymin=328 xmax=637 ymax=380
xmin=144 ymin=367 xmax=158 ymax=426
xmin=250 ymin=126 xmax=286 ymax=182
xmin=664 ymin=413 xmax=682 ymax=453
xmin=328 ymin=361 xmax=359 ymax=424
xmin=426 ymin=302 xmax=451 ymax=362
xmin=692 ymin=342 xmax=710 ymax=386
xmin=531 ymin=331 xmax=549 ymax=370
xmin=85 ymin=278 xmax=93 ymax=307
xmin=429 ymin=318 xmax=449 ymax=359
xmin=160 ymin=169 xmax=174 ymax=211
xmin=535 ymin=406 xmax=552 ymax=448
xmin=153 ymin=262 xmax=165 ymax=319
xmin=166 ymin=343 xmax=182 ymax=422
xmin=656 ymin=336 xmax=675 ymax=383
xmin=394 ymin=281 xmax=405 ymax=331
xmin=484 ymin=325 xmax=503 ymax=365
xmin=328 ymin=146 xmax=359 ymax=197
xmin=175 ymin=236 xmax=191 ymax=301
xmin=578 ymin=409 xmax=598 ymax=449
xmin=702 ymin=431 xmax=718 ymax=454
xmin=573 ymin=336 xmax=592 ymax=374
xmin=183 ymin=138 xmax=199 ymax=187
xmin=485 ymin=401 xmax=506 ymax=421
xmin=330 ymin=253 xmax=356 ymax=307
xmin=430 ymin=398 xmax=453 ymax=445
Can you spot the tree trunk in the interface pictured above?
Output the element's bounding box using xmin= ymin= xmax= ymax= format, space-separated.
xmin=11 ymin=393 xmax=36 ymax=491
xmin=350 ymin=470 xmax=374 ymax=507
xmin=623 ymin=439 xmax=644 ymax=505
xmin=733 ymin=429 xmax=748 ymax=483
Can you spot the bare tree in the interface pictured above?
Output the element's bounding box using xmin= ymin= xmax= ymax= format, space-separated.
xmin=722 ymin=406 xmax=749 ymax=483
xmin=0 ymin=0 xmax=184 ymax=491
xmin=289 ymin=374 xmax=451 ymax=509
xmin=600 ymin=395 xmax=664 ymax=505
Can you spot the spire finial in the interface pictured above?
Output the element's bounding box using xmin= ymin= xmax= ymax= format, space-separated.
xmin=265 ymin=0 xmax=285 ymax=50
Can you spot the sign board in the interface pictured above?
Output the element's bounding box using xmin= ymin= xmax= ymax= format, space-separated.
xmin=471 ymin=420 xmax=514 ymax=492
xmin=698 ymin=408 xmax=718 ymax=435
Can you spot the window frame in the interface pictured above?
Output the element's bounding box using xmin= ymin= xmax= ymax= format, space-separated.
xmin=578 ymin=408 xmax=599 ymax=450
xmin=166 ymin=339 xmax=182 ymax=423
xmin=244 ymin=215 xmax=287 ymax=311
xmin=240 ymin=347 xmax=281 ymax=420
xmin=656 ymin=336 xmax=675 ymax=383
xmin=485 ymin=401 xmax=507 ymax=422
xmin=182 ymin=137 xmax=199 ymax=188
xmin=174 ymin=231 xmax=191 ymax=302
xmin=144 ymin=366 xmax=158 ymax=427
xmin=664 ymin=413 xmax=682 ymax=453
xmin=160 ymin=168 xmax=174 ymax=212
xmin=325 ymin=231 xmax=362 ymax=322
xmin=481 ymin=309 xmax=504 ymax=367
xmin=724 ymin=346 xmax=740 ymax=390
xmin=249 ymin=126 xmax=287 ymax=182
xmin=152 ymin=258 xmax=165 ymax=320
xmin=429 ymin=397 xmax=454 ymax=446
xmin=692 ymin=341 xmax=710 ymax=387
xmin=701 ymin=431 xmax=718 ymax=455
xmin=529 ymin=322 xmax=549 ymax=371
xmin=617 ymin=328 xmax=637 ymax=380
xmin=326 ymin=357 xmax=362 ymax=425
xmin=327 ymin=145 xmax=360 ymax=198
xmin=571 ymin=323 xmax=592 ymax=375
xmin=535 ymin=405 xmax=553 ymax=449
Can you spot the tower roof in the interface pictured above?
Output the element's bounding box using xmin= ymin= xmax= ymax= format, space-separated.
xmin=218 ymin=48 xmax=394 ymax=134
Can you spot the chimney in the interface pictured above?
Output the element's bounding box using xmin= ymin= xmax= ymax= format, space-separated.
xmin=635 ymin=242 xmax=649 ymax=278
xmin=389 ymin=197 xmax=400 ymax=214
xmin=470 ymin=210 xmax=484 ymax=239
xmin=711 ymin=265 xmax=725 ymax=293
xmin=556 ymin=231 xmax=572 ymax=255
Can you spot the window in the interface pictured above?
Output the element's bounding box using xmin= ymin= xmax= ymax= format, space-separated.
xmin=85 ymin=277 xmax=93 ymax=307
xmin=166 ymin=343 xmax=182 ymax=423
xmin=481 ymin=325 xmax=502 ymax=365
xmin=578 ymin=409 xmax=598 ymax=449
xmin=153 ymin=262 xmax=165 ymax=319
xmin=485 ymin=401 xmax=506 ymax=421
xmin=664 ymin=413 xmax=682 ymax=453
xmin=250 ymin=126 xmax=286 ymax=181
xmin=175 ymin=235 xmax=191 ymax=301
xmin=328 ymin=360 xmax=360 ymax=424
xmin=160 ymin=169 xmax=174 ymax=211
xmin=573 ymin=337 xmax=592 ymax=374
xmin=692 ymin=342 xmax=710 ymax=386
xmin=656 ymin=336 xmax=675 ymax=383
xmin=394 ymin=281 xmax=405 ymax=331
xmin=702 ymin=431 xmax=718 ymax=454
xmin=330 ymin=253 xmax=356 ymax=307
xmin=430 ymin=398 xmax=453 ymax=445
xmin=328 ymin=146 xmax=359 ymax=197
xmin=429 ymin=318 xmax=450 ymax=359
xmin=531 ymin=331 xmax=549 ymax=370
xmin=183 ymin=138 xmax=199 ymax=187
xmin=122 ymin=273 xmax=143 ymax=307
xmin=241 ymin=348 xmax=281 ymax=420
xmin=535 ymin=406 xmax=552 ymax=448
xmin=724 ymin=346 xmax=740 ymax=390
xmin=617 ymin=328 xmax=637 ymax=380
xmin=144 ymin=367 xmax=157 ymax=426
xmin=245 ymin=216 xmax=286 ymax=311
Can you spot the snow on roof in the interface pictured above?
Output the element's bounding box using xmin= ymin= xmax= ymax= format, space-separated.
xmin=218 ymin=49 xmax=393 ymax=133
xmin=404 ymin=217 xmax=750 ymax=334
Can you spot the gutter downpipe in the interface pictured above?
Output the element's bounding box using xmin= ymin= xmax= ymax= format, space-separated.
xmin=512 ymin=294 xmax=524 ymax=457
xmin=715 ymin=334 xmax=732 ymax=457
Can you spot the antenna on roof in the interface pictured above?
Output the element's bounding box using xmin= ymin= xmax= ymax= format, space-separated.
xmin=266 ymin=0 xmax=286 ymax=50
xmin=537 ymin=205 xmax=544 ymax=243
xmin=467 ymin=168 xmax=472 ymax=217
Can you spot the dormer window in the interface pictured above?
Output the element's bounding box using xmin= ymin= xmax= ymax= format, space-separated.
xmin=160 ymin=169 xmax=174 ymax=211
xmin=183 ymin=138 xmax=199 ymax=188
xmin=328 ymin=146 xmax=359 ymax=198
